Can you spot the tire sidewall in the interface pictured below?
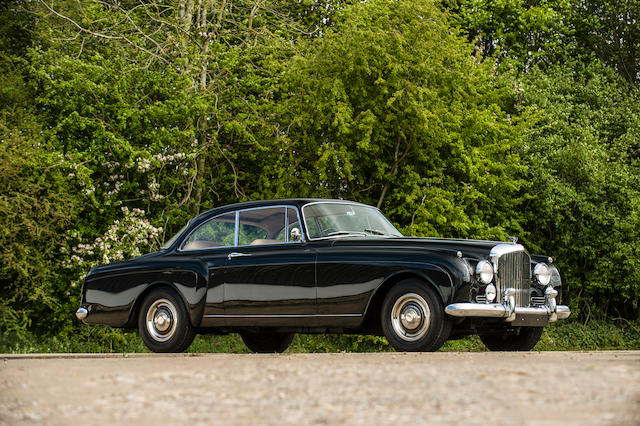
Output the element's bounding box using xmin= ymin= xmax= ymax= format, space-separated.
xmin=381 ymin=280 xmax=446 ymax=352
xmin=138 ymin=288 xmax=192 ymax=353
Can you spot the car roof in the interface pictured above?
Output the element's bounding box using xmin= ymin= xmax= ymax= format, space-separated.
xmin=193 ymin=198 xmax=370 ymax=222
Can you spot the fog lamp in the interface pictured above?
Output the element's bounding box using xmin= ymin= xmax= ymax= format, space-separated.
xmin=485 ymin=284 xmax=497 ymax=302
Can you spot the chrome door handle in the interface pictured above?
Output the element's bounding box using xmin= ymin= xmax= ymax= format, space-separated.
xmin=228 ymin=252 xmax=252 ymax=260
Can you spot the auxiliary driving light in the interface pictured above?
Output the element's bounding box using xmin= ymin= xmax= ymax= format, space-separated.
xmin=485 ymin=284 xmax=497 ymax=302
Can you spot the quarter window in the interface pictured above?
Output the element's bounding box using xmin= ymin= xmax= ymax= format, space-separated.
xmin=182 ymin=212 xmax=235 ymax=250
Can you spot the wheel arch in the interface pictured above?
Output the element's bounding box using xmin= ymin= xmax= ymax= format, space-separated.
xmin=126 ymin=282 xmax=201 ymax=328
xmin=361 ymin=268 xmax=452 ymax=331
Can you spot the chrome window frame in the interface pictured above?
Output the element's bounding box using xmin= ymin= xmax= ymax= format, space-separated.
xmin=301 ymin=201 xmax=403 ymax=241
xmin=178 ymin=205 xmax=305 ymax=252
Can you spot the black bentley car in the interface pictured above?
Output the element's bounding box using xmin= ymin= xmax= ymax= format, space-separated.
xmin=76 ymin=199 xmax=570 ymax=353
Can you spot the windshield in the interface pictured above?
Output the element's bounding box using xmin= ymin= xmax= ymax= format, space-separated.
xmin=302 ymin=203 xmax=403 ymax=239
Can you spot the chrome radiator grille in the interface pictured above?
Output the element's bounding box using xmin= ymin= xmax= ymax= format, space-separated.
xmin=496 ymin=250 xmax=531 ymax=307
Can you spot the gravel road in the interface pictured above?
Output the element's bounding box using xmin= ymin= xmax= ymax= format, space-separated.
xmin=1 ymin=351 xmax=639 ymax=425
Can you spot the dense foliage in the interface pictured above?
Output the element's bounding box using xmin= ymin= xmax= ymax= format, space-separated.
xmin=1 ymin=0 xmax=638 ymax=351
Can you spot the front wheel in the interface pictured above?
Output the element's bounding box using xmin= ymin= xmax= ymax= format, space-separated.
xmin=138 ymin=288 xmax=196 ymax=353
xmin=480 ymin=327 xmax=544 ymax=351
xmin=381 ymin=280 xmax=451 ymax=352
xmin=240 ymin=332 xmax=295 ymax=353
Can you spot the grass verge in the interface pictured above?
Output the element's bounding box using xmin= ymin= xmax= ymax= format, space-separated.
xmin=2 ymin=319 xmax=638 ymax=354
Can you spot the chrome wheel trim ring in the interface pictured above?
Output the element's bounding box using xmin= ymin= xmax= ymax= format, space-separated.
xmin=391 ymin=293 xmax=431 ymax=342
xmin=145 ymin=298 xmax=178 ymax=343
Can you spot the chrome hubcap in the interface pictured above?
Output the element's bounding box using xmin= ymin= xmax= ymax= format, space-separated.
xmin=391 ymin=293 xmax=431 ymax=342
xmin=154 ymin=312 xmax=171 ymax=332
xmin=146 ymin=298 xmax=177 ymax=342
xmin=401 ymin=307 xmax=422 ymax=330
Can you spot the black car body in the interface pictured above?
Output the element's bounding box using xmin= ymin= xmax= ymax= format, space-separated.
xmin=76 ymin=199 xmax=570 ymax=353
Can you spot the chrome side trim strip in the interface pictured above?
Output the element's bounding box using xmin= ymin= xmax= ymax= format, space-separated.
xmin=203 ymin=313 xmax=362 ymax=318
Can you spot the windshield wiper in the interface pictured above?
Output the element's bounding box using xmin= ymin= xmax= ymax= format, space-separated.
xmin=327 ymin=231 xmax=367 ymax=237
xmin=363 ymin=228 xmax=386 ymax=235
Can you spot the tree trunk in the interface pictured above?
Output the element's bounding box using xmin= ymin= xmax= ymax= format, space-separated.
xmin=377 ymin=137 xmax=403 ymax=208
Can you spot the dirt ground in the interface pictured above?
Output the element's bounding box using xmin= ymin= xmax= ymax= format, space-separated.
xmin=1 ymin=351 xmax=639 ymax=426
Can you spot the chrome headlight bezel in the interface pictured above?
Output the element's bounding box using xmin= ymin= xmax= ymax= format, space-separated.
xmin=475 ymin=260 xmax=494 ymax=284
xmin=534 ymin=262 xmax=552 ymax=286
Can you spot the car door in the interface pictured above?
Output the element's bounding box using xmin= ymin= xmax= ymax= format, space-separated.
xmin=303 ymin=202 xmax=392 ymax=327
xmin=178 ymin=211 xmax=236 ymax=326
xmin=314 ymin=241 xmax=386 ymax=327
xmin=223 ymin=206 xmax=317 ymax=326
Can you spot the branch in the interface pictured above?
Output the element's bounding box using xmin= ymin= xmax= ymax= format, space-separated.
xmin=39 ymin=0 xmax=122 ymax=40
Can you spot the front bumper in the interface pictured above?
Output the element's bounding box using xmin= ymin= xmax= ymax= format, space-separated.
xmin=445 ymin=287 xmax=570 ymax=323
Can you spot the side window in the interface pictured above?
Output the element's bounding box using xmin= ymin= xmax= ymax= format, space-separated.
xmin=182 ymin=212 xmax=235 ymax=250
xmin=239 ymin=207 xmax=286 ymax=245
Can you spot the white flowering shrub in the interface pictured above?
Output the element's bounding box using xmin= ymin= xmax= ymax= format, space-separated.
xmin=95 ymin=150 xmax=194 ymax=205
xmin=63 ymin=207 xmax=163 ymax=287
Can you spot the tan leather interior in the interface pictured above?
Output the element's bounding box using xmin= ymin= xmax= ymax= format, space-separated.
xmin=249 ymin=239 xmax=281 ymax=245
xmin=183 ymin=240 xmax=222 ymax=250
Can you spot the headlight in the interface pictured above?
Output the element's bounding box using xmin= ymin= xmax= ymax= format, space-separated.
xmin=534 ymin=263 xmax=551 ymax=286
xmin=475 ymin=260 xmax=494 ymax=284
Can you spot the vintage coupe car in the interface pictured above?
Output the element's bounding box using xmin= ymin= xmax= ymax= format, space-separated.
xmin=76 ymin=199 xmax=570 ymax=353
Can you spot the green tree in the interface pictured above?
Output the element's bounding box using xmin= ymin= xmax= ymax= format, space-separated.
xmin=0 ymin=126 xmax=78 ymax=343
xmin=445 ymin=0 xmax=570 ymax=70
xmin=521 ymin=61 xmax=640 ymax=318
xmin=571 ymin=0 xmax=640 ymax=85
xmin=447 ymin=0 xmax=640 ymax=85
xmin=0 ymin=0 xmax=78 ymax=343
xmin=267 ymin=0 xmax=527 ymax=239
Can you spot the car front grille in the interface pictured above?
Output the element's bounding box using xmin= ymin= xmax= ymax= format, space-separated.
xmin=496 ymin=250 xmax=531 ymax=307
xmin=531 ymin=296 xmax=545 ymax=306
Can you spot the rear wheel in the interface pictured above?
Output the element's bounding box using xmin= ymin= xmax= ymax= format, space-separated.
xmin=138 ymin=288 xmax=195 ymax=353
xmin=381 ymin=279 xmax=451 ymax=352
xmin=240 ymin=332 xmax=295 ymax=353
xmin=480 ymin=327 xmax=544 ymax=351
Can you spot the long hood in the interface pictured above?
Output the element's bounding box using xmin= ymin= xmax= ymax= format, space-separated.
xmin=330 ymin=236 xmax=508 ymax=259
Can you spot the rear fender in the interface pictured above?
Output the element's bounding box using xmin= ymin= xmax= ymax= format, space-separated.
xmin=127 ymin=266 xmax=208 ymax=327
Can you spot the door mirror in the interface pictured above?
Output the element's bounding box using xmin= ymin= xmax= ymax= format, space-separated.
xmin=290 ymin=227 xmax=301 ymax=241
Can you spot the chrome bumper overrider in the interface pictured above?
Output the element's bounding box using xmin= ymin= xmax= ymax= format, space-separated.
xmin=445 ymin=287 xmax=570 ymax=323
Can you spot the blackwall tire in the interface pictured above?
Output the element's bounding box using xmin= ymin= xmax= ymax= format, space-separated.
xmin=240 ymin=332 xmax=295 ymax=353
xmin=138 ymin=288 xmax=196 ymax=353
xmin=381 ymin=279 xmax=451 ymax=352
xmin=480 ymin=327 xmax=544 ymax=352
